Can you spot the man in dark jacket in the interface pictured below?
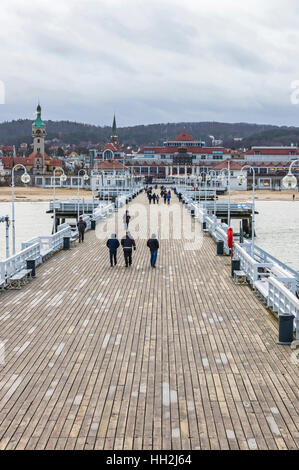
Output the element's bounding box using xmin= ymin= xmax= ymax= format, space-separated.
xmin=106 ymin=233 xmax=120 ymax=267
xmin=77 ymin=217 xmax=87 ymax=243
xmin=147 ymin=233 xmax=159 ymax=268
xmin=121 ymin=232 xmax=136 ymax=267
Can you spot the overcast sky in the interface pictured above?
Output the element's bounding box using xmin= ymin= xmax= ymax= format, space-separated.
xmin=1 ymin=0 xmax=299 ymax=127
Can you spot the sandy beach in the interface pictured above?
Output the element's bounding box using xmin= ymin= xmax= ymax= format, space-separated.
xmin=0 ymin=186 xmax=299 ymax=202
xmin=0 ymin=186 xmax=93 ymax=202
xmin=218 ymin=190 xmax=299 ymax=201
xmin=0 ymin=186 xmax=298 ymax=202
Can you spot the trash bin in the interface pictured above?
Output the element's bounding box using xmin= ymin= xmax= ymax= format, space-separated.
xmin=202 ymin=222 xmax=207 ymax=231
xmin=63 ymin=237 xmax=70 ymax=250
xmin=91 ymin=220 xmax=96 ymax=230
xmin=277 ymin=314 xmax=295 ymax=345
xmin=27 ymin=260 xmax=36 ymax=278
xmin=231 ymin=259 xmax=240 ymax=277
xmin=217 ymin=240 xmax=224 ymax=256
xmin=191 ymin=209 xmax=195 ymax=218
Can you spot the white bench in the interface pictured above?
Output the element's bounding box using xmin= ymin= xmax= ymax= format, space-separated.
xmin=8 ymin=268 xmax=32 ymax=289
xmin=253 ymin=280 xmax=269 ymax=303
xmin=234 ymin=270 xmax=248 ymax=285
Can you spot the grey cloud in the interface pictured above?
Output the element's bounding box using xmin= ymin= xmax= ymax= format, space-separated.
xmin=1 ymin=0 xmax=299 ymax=127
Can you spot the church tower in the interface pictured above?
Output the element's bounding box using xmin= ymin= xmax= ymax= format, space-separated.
xmin=32 ymin=103 xmax=46 ymax=175
xmin=110 ymin=114 xmax=119 ymax=146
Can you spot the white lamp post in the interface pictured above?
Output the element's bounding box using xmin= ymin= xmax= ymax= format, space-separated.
xmin=282 ymin=159 xmax=299 ymax=189
xmin=77 ymin=169 xmax=89 ymax=220
xmin=52 ymin=168 xmax=67 ymax=233
xmin=217 ymin=160 xmax=231 ymax=227
xmin=238 ymin=165 xmax=255 ymax=255
xmin=11 ymin=164 xmax=31 ymax=255
xmin=206 ymin=170 xmax=217 ymax=216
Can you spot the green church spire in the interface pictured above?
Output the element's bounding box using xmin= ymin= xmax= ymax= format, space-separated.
xmin=34 ymin=102 xmax=45 ymax=128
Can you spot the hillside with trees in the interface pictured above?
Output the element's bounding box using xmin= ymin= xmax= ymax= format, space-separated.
xmin=1 ymin=118 xmax=298 ymax=147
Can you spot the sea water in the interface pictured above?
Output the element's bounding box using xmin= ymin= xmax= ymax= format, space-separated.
xmin=0 ymin=200 xmax=298 ymax=271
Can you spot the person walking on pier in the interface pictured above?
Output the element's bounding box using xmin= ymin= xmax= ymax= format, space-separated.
xmin=147 ymin=233 xmax=159 ymax=268
xmin=106 ymin=234 xmax=120 ymax=267
xmin=166 ymin=190 xmax=171 ymax=205
xmin=121 ymin=231 xmax=136 ymax=267
xmin=77 ymin=217 xmax=87 ymax=243
xmin=123 ymin=210 xmax=131 ymax=229
xmin=152 ymin=193 xmax=157 ymax=204
xmin=163 ymin=191 xmax=167 ymax=204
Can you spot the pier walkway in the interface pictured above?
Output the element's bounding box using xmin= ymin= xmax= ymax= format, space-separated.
xmin=0 ymin=194 xmax=298 ymax=450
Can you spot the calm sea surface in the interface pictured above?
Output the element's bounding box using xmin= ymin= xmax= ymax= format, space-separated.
xmin=0 ymin=201 xmax=298 ymax=271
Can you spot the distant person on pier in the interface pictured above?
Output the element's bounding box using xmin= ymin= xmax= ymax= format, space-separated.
xmin=77 ymin=217 xmax=87 ymax=243
xmin=148 ymin=193 xmax=152 ymax=204
xmin=121 ymin=231 xmax=136 ymax=267
xmin=106 ymin=234 xmax=120 ymax=267
xmin=163 ymin=192 xmax=167 ymax=204
xmin=123 ymin=210 xmax=131 ymax=229
xmin=152 ymin=193 xmax=157 ymax=204
xmin=293 ymin=194 xmax=295 ymax=201
xmin=147 ymin=234 xmax=159 ymax=268
xmin=156 ymin=194 xmax=160 ymax=204
xmin=167 ymin=190 xmax=171 ymax=205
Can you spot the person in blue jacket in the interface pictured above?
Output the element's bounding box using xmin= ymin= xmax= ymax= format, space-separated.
xmin=147 ymin=233 xmax=159 ymax=268
xmin=106 ymin=233 xmax=120 ymax=267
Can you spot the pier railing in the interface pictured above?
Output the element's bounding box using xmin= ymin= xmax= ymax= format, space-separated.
xmin=0 ymin=189 xmax=142 ymax=288
xmin=21 ymin=226 xmax=73 ymax=259
xmin=0 ymin=243 xmax=40 ymax=281
xmin=268 ymin=277 xmax=299 ymax=340
xmin=183 ymin=191 xmax=299 ymax=343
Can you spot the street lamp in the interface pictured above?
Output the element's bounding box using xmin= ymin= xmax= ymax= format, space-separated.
xmin=11 ymin=164 xmax=31 ymax=255
xmin=52 ymin=168 xmax=67 ymax=233
xmin=206 ymin=170 xmax=217 ymax=216
xmin=282 ymin=159 xmax=299 ymax=189
xmin=238 ymin=165 xmax=255 ymax=255
xmin=217 ymin=160 xmax=231 ymax=227
xmin=77 ymin=169 xmax=89 ymax=220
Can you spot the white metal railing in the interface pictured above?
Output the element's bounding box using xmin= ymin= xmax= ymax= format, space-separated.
xmin=268 ymin=277 xmax=299 ymax=339
xmin=0 ymin=242 xmax=40 ymax=281
xmin=21 ymin=226 xmax=72 ymax=257
xmin=234 ymin=243 xmax=273 ymax=284
xmin=182 ymin=193 xmax=299 ymax=341
xmin=92 ymin=202 xmax=115 ymax=223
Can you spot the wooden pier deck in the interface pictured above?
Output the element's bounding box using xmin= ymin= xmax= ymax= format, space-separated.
xmin=0 ymin=193 xmax=298 ymax=450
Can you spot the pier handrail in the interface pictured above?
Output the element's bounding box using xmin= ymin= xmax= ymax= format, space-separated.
xmin=21 ymin=226 xmax=72 ymax=255
xmin=268 ymin=277 xmax=299 ymax=339
xmin=0 ymin=242 xmax=40 ymax=281
xmin=232 ymin=243 xmax=273 ymax=284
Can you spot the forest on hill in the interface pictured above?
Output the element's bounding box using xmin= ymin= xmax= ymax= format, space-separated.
xmin=0 ymin=118 xmax=298 ymax=147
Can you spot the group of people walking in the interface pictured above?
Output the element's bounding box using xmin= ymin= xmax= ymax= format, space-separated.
xmin=146 ymin=186 xmax=171 ymax=205
xmin=77 ymin=190 xmax=172 ymax=268
xmin=106 ymin=232 xmax=159 ymax=268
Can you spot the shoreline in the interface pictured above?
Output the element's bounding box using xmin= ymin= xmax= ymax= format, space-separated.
xmin=0 ymin=186 xmax=298 ymax=203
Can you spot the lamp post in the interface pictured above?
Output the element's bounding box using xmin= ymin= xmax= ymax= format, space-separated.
xmin=217 ymin=160 xmax=231 ymax=227
xmin=238 ymin=165 xmax=255 ymax=255
xmin=206 ymin=170 xmax=217 ymax=216
xmin=11 ymin=164 xmax=31 ymax=255
xmin=52 ymin=168 xmax=67 ymax=233
xmin=282 ymin=159 xmax=299 ymax=189
xmin=77 ymin=169 xmax=89 ymax=220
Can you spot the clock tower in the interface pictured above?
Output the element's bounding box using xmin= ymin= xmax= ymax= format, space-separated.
xmin=32 ymin=103 xmax=46 ymax=175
